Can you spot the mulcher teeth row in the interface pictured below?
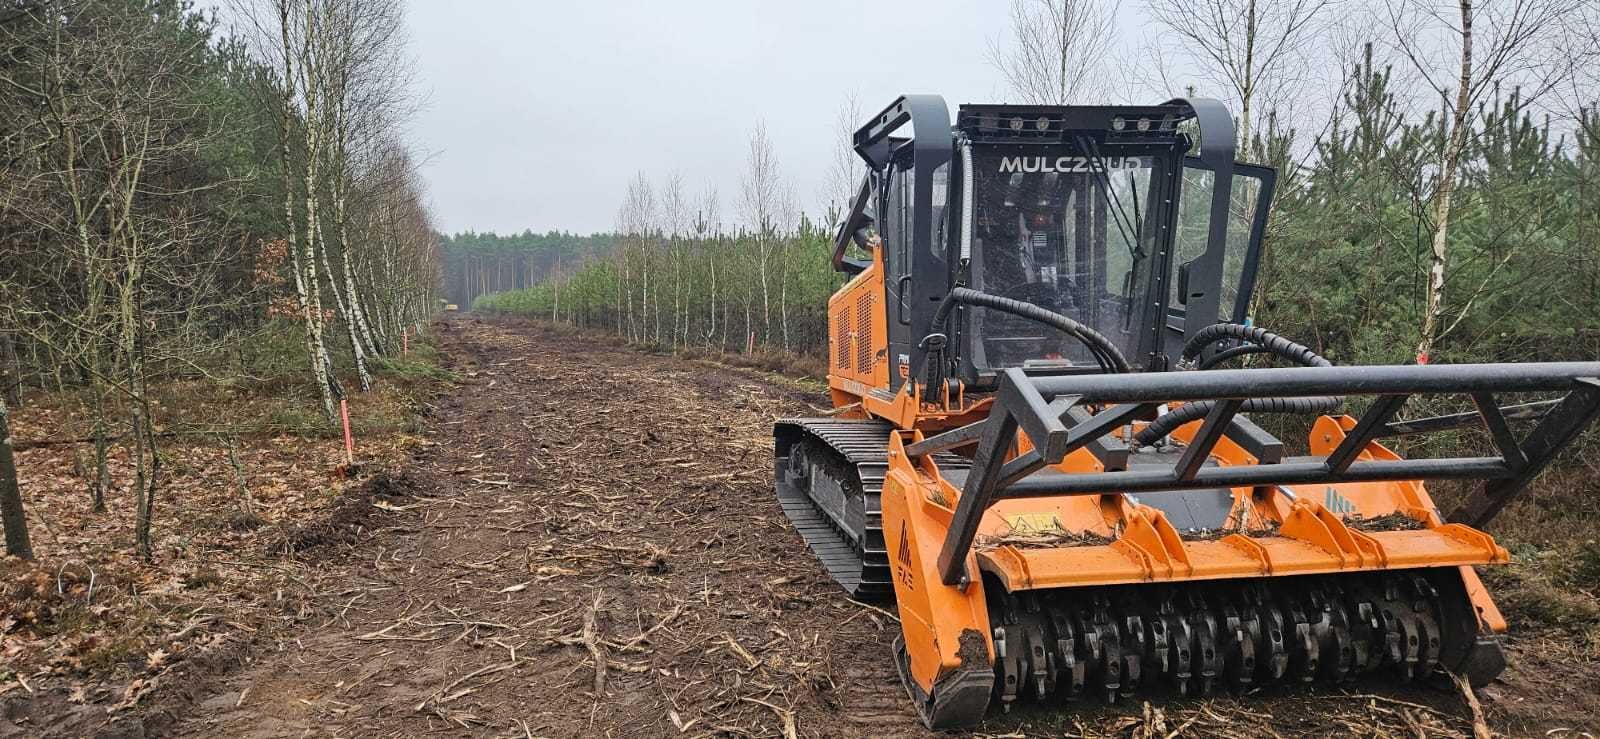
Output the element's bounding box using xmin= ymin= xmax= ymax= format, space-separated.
xmin=990 ymin=573 xmax=1448 ymax=707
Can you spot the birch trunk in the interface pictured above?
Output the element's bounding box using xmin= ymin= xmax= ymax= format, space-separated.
xmin=277 ymin=0 xmax=337 ymax=418
xmin=1416 ymin=0 xmax=1474 ymax=362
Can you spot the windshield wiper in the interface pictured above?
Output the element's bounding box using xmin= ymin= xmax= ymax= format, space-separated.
xmin=1074 ymin=134 xmax=1141 ymax=259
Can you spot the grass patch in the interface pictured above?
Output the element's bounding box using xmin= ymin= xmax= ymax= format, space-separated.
xmin=1483 ymin=554 xmax=1600 ymax=634
xmin=372 ymin=353 xmax=456 ymax=384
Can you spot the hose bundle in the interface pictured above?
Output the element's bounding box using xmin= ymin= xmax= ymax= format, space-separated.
xmin=930 ymin=287 xmax=1132 ymax=374
xmin=1132 ymin=323 xmax=1341 ymax=446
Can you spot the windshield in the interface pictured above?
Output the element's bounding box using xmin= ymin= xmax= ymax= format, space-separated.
xmin=967 ymin=145 xmax=1169 ymax=370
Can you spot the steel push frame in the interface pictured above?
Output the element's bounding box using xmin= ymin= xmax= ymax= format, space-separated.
xmin=898 ymin=362 xmax=1600 ymax=587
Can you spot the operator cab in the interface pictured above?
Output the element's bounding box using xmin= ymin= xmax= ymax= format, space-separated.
xmin=832 ymin=97 xmax=1275 ymax=391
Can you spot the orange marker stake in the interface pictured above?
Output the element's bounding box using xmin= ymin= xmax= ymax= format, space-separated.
xmin=340 ymin=399 xmax=355 ymax=466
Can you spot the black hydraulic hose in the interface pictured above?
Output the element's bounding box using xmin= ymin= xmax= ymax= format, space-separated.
xmin=931 ymin=288 xmax=1124 ymax=372
xmin=1182 ymin=323 xmax=1332 ymax=368
xmin=1133 ymin=395 xmax=1344 ymax=446
xmin=1198 ymin=343 xmax=1273 ymax=370
xmin=930 ymin=288 xmax=1123 ymax=374
xmin=931 ymin=287 xmax=1132 ymax=374
xmin=1134 ymin=323 xmax=1340 ymax=446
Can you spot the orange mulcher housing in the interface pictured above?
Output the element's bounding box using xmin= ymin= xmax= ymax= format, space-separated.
xmin=775 ymin=94 xmax=1600 ymax=728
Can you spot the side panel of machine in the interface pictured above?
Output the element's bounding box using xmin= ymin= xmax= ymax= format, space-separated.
xmin=828 ymin=249 xmax=890 ymax=404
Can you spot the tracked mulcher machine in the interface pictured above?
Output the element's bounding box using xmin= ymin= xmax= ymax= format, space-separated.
xmin=774 ymin=95 xmax=1600 ymax=728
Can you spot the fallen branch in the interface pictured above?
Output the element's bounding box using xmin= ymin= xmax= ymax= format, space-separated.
xmin=722 ymin=634 xmax=759 ymax=669
xmin=1452 ymin=673 xmax=1493 ymax=739
xmin=436 ymin=662 xmax=514 ymax=705
xmin=617 ymin=602 xmax=685 ymax=652
xmin=740 ymin=697 xmax=798 ymax=739
xmin=583 ymin=590 xmax=607 ymax=696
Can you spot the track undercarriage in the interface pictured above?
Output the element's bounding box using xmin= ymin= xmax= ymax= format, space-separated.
xmin=773 ymin=421 xmax=893 ymax=599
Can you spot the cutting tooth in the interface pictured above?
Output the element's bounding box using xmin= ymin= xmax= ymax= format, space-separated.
xmin=1185 ymin=592 xmax=1220 ymax=696
xmin=1345 ymin=583 xmax=1379 ymax=673
xmin=994 ymin=623 xmax=1021 ymax=707
xmin=1409 ymin=576 xmax=1443 ymax=678
xmin=1047 ymin=602 xmax=1082 ymax=699
xmin=1282 ymin=593 xmax=1320 ymax=683
xmin=1092 ymin=597 xmax=1123 ymax=702
xmin=1324 ymin=593 xmax=1356 ymax=682
xmin=1116 ymin=595 xmax=1145 ymax=698
xmin=1158 ymin=593 xmax=1194 ymax=695
xmin=1145 ymin=604 xmax=1171 ymax=680
xmin=1247 ymin=584 xmax=1289 ymax=682
xmin=1023 ymin=624 xmax=1049 ymax=699
xmin=1217 ymin=591 xmax=1258 ymax=692
xmin=1382 ymin=580 xmax=1422 ymax=681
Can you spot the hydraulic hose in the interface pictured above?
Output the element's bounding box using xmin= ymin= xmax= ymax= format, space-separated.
xmin=931 ymin=287 xmax=1132 ymax=374
xmin=1197 ymin=343 xmax=1274 ymax=370
xmin=1134 ymin=323 xmax=1340 ymax=446
xmin=1182 ymin=323 xmax=1332 ymax=369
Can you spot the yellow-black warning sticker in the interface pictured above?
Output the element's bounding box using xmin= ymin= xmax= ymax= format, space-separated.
xmin=1002 ymin=512 xmax=1061 ymax=533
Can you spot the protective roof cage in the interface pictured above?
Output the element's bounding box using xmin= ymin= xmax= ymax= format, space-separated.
xmin=905 ymin=362 xmax=1600 ymax=587
xmin=955 ymin=104 xmax=1193 ymax=145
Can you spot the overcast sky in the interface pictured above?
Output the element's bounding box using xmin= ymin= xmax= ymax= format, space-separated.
xmin=406 ymin=1 xmax=1020 ymax=236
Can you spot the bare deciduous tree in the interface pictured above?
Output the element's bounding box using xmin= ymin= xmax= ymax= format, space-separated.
xmin=1144 ymin=0 xmax=1334 ymax=148
xmin=740 ymin=122 xmax=784 ymax=344
xmin=989 ymin=0 xmax=1120 ymax=105
xmin=821 ymin=93 xmax=864 ymax=222
xmin=1385 ymin=0 xmax=1583 ymax=359
xmin=661 ymin=172 xmax=688 ymax=344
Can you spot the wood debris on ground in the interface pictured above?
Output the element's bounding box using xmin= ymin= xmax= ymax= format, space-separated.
xmin=6 ymin=317 xmax=1597 ymax=737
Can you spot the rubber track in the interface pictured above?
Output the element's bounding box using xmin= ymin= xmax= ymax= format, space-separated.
xmin=776 ymin=419 xmax=895 ymax=599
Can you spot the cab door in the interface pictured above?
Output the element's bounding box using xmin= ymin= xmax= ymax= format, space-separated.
xmin=1163 ymin=159 xmax=1276 ymax=357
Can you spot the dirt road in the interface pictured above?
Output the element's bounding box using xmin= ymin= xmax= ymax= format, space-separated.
xmin=166 ymin=318 xmax=1590 ymax=738
xmin=171 ymin=318 xmax=918 ymax=738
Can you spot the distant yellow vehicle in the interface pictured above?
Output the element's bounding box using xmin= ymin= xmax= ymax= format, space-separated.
xmin=444 ymin=304 xmax=460 ymax=312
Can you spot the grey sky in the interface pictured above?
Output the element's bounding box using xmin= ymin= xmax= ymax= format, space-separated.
xmin=407 ymin=1 xmax=1015 ymax=235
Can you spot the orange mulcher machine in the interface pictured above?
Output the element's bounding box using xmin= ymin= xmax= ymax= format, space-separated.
xmin=775 ymin=95 xmax=1600 ymax=728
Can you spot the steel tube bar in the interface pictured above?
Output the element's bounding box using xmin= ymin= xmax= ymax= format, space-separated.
xmin=1027 ymin=363 xmax=1600 ymax=403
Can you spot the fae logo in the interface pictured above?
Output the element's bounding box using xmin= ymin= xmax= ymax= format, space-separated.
xmin=1324 ymin=486 xmax=1356 ymax=514
xmin=896 ymin=523 xmax=916 ymax=590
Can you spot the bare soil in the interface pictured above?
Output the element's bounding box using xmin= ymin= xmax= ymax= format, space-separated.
xmin=30 ymin=316 xmax=1594 ymax=738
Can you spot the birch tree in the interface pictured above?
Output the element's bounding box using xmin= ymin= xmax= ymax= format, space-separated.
xmin=1386 ymin=0 xmax=1582 ymax=360
xmin=1144 ymin=0 xmax=1334 ymax=149
xmin=989 ymin=0 xmax=1120 ymax=105
xmin=821 ymin=93 xmax=864 ymax=221
xmin=739 ymin=122 xmax=783 ymax=343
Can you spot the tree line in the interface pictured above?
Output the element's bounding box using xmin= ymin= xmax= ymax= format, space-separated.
xmin=475 ymin=125 xmax=845 ymax=357
xmin=0 ymin=0 xmax=439 ymax=561
xmin=440 ymin=231 xmax=616 ymax=309
xmin=475 ymin=0 xmax=1600 ymax=374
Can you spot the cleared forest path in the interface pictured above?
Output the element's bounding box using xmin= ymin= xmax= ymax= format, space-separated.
xmin=171 ymin=317 xmax=1570 ymax=738
xmin=172 ymin=318 xmax=922 ymax=738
